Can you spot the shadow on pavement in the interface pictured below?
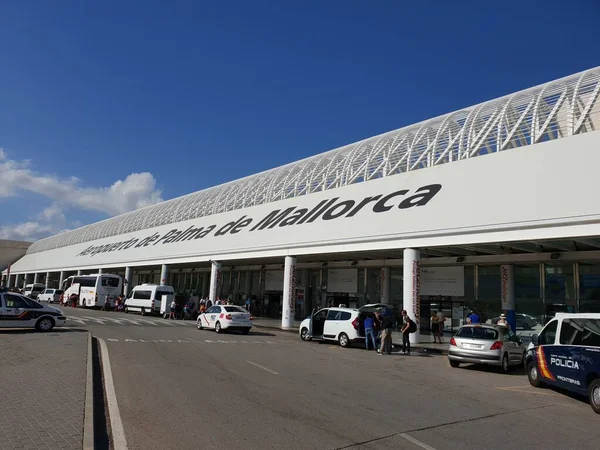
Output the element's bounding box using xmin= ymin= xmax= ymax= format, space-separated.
xmin=0 ymin=328 xmax=88 ymax=334
xmin=457 ymin=363 xmax=526 ymax=376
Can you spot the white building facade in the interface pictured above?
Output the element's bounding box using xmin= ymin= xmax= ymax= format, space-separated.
xmin=4 ymin=67 xmax=600 ymax=341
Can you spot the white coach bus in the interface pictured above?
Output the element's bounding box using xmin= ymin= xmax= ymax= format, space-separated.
xmin=62 ymin=273 xmax=122 ymax=308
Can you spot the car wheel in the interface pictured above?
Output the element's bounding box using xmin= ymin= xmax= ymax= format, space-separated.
xmin=527 ymin=361 xmax=543 ymax=388
xmin=449 ymin=360 xmax=460 ymax=368
xmin=197 ymin=321 xmax=203 ymax=330
xmin=338 ymin=332 xmax=350 ymax=348
xmin=300 ymin=327 xmax=311 ymax=341
xmin=36 ymin=317 xmax=54 ymax=332
xmin=588 ymin=379 xmax=600 ymax=414
xmin=124 ymin=307 xmax=129 ymax=313
xmin=500 ymin=353 xmax=510 ymax=373
xmin=242 ymin=328 xmax=250 ymax=335
xmin=215 ymin=322 xmax=222 ymax=333
xmin=141 ymin=308 xmax=147 ymax=316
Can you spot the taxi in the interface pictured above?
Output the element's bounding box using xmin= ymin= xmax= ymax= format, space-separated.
xmin=526 ymin=313 xmax=600 ymax=414
xmin=197 ymin=305 xmax=252 ymax=334
xmin=0 ymin=288 xmax=67 ymax=332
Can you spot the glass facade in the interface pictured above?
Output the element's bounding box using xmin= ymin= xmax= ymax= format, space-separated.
xmin=161 ymin=261 xmax=600 ymax=328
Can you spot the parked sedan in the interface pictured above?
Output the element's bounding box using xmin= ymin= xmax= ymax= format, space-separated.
xmin=197 ymin=305 xmax=252 ymax=334
xmin=448 ymin=324 xmax=526 ymax=373
xmin=37 ymin=289 xmax=64 ymax=304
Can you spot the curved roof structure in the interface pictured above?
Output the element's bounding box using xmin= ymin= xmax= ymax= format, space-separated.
xmin=28 ymin=67 xmax=600 ymax=255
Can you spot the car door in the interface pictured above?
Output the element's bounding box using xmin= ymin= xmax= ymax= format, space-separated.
xmin=311 ymin=309 xmax=329 ymax=337
xmin=0 ymin=294 xmax=6 ymax=327
xmin=205 ymin=306 xmax=220 ymax=329
xmin=535 ymin=319 xmax=560 ymax=387
xmin=3 ymin=294 xmax=33 ymax=328
xmin=323 ymin=310 xmax=343 ymax=339
xmin=503 ymin=329 xmax=522 ymax=363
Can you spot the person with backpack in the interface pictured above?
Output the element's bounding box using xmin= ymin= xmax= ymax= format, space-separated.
xmin=401 ymin=310 xmax=416 ymax=355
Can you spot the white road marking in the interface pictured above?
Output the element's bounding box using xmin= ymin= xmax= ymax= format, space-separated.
xmin=81 ymin=316 xmax=106 ymax=325
xmin=115 ymin=317 xmax=142 ymax=325
xmin=136 ymin=319 xmax=160 ymax=326
xmin=105 ymin=318 xmax=126 ymax=325
xmin=399 ymin=433 xmax=437 ymax=450
xmin=67 ymin=318 xmax=86 ymax=325
xmin=246 ymin=360 xmax=279 ymax=375
xmin=97 ymin=337 xmax=128 ymax=450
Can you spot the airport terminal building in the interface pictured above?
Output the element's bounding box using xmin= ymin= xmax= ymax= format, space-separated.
xmin=4 ymin=67 xmax=600 ymax=341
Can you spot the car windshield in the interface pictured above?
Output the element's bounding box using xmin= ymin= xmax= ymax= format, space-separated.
xmin=224 ymin=306 xmax=247 ymax=313
xmin=456 ymin=327 xmax=498 ymax=340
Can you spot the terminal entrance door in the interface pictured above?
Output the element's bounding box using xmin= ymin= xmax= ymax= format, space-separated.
xmin=421 ymin=297 xmax=465 ymax=334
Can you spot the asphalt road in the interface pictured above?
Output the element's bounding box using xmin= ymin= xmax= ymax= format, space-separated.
xmin=58 ymin=306 xmax=600 ymax=450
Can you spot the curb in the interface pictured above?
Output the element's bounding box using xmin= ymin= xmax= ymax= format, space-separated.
xmin=83 ymin=333 xmax=94 ymax=450
xmin=97 ymin=336 xmax=129 ymax=450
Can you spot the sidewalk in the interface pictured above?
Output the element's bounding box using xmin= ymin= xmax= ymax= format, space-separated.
xmin=0 ymin=330 xmax=89 ymax=449
xmin=252 ymin=317 xmax=449 ymax=354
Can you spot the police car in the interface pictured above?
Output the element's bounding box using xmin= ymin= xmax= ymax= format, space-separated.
xmin=0 ymin=288 xmax=67 ymax=332
xmin=526 ymin=313 xmax=600 ymax=414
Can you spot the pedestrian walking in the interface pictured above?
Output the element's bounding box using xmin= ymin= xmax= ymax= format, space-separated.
xmin=376 ymin=310 xmax=393 ymax=355
xmin=430 ymin=311 xmax=440 ymax=343
xmin=169 ymin=300 xmax=176 ymax=320
xmin=400 ymin=310 xmax=415 ymax=355
xmin=436 ymin=309 xmax=445 ymax=343
xmin=363 ymin=315 xmax=377 ymax=350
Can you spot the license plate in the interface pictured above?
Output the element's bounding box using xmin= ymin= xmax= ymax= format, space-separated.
xmin=463 ymin=343 xmax=483 ymax=349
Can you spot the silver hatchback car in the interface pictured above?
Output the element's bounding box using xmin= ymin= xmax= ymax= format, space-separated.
xmin=448 ymin=324 xmax=525 ymax=373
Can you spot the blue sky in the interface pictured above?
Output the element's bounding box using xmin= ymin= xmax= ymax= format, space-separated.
xmin=1 ymin=0 xmax=599 ymax=241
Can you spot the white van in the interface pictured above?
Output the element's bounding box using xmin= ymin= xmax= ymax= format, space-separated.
xmin=124 ymin=284 xmax=175 ymax=316
xmin=62 ymin=274 xmax=123 ymax=308
xmin=23 ymin=283 xmax=46 ymax=299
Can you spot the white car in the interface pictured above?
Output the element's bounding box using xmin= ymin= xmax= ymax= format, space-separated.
xmin=299 ymin=307 xmax=361 ymax=348
xmin=23 ymin=283 xmax=46 ymax=299
xmin=37 ymin=289 xmax=64 ymax=303
xmin=0 ymin=289 xmax=67 ymax=332
xmin=197 ymin=305 xmax=252 ymax=334
xmin=298 ymin=304 xmax=395 ymax=348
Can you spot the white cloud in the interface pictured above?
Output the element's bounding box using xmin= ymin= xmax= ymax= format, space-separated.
xmin=0 ymin=222 xmax=55 ymax=242
xmin=0 ymin=148 xmax=164 ymax=241
xmin=0 ymin=151 xmax=163 ymax=216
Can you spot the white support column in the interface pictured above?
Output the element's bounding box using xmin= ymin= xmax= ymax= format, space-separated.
xmin=77 ymin=270 xmax=82 ymax=276
xmin=160 ymin=264 xmax=169 ymax=286
xmin=282 ymin=256 xmax=297 ymax=329
xmin=403 ymin=249 xmax=421 ymax=344
xmin=33 ymin=273 xmax=39 ymax=284
xmin=380 ymin=267 xmax=391 ymax=303
xmin=209 ymin=261 xmax=222 ymax=302
xmin=124 ymin=267 xmax=132 ymax=296
xmin=59 ymin=271 xmax=65 ymax=287
xmin=98 ymin=268 xmax=103 ymax=274
xmin=45 ymin=272 xmax=51 ymax=288
xmin=500 ymin=264 xmax=516 ymax=332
